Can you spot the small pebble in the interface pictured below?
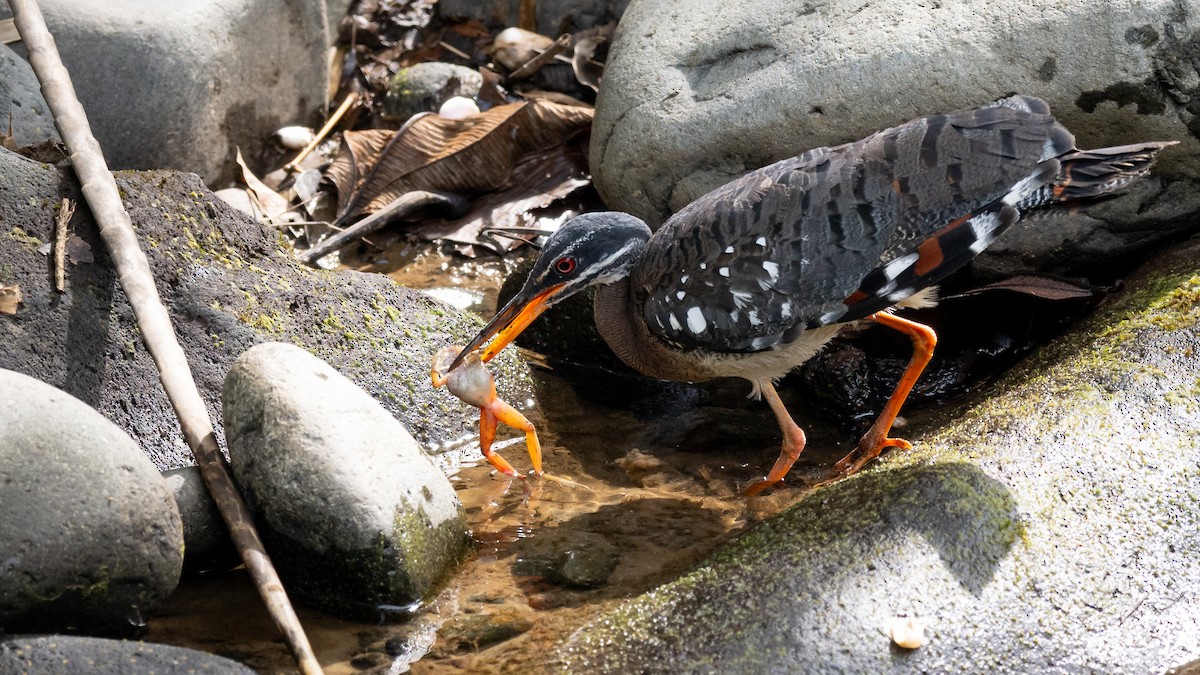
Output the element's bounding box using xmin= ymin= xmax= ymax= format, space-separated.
xmin=439 ymin=96 xmax=480 ymax=119
xmin=888 ymin=616 xmax=925 ymax=649
xmin=274 ymin=125 xmax=316 ymax=149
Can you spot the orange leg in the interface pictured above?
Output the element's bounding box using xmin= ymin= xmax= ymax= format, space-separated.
xmin=478 ymin=408 xmax=518 ymax=476
xmin=743 ymin=380 xmax=808 ymax=496
xmin=485 ymin=399 xmax=543 ymax=476
xmin=833 ymin=311 xmax=937 ymax=475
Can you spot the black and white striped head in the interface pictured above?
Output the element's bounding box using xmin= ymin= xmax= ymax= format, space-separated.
xmin=449 ymin=212 xmax=651 ymax=370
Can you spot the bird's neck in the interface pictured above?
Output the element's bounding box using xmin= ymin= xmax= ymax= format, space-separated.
xmin=593 ymin=278 xmax=715 ymax=383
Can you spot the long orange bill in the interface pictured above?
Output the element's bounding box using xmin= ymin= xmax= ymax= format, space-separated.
xmin=448 ymin=283 xmax=565 ymax=372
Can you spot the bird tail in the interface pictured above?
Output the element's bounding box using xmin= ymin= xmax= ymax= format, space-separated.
xmin=1014 ymin=141 xmax=1177 ymax=209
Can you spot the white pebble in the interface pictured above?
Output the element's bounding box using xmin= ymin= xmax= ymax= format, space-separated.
xmin=274 ymin=126 xmax=315 ymax=150
xmin=439 ymin=96 xmax=480 ymax=119
xmin=888 ymin=616 xmax=925 ymax=649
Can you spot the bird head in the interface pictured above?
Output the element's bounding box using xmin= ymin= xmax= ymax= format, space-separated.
xmin=449 ymin=212 xmax=651 ymax=371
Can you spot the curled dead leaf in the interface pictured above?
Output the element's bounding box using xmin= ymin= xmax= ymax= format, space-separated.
xmin=0 ymin=284 xmax=22 ymax=315
xmin=66 ymin=235 xmax=93 ymax=264
xmin=571 ymin=35 xmax=607 ymax=91
xmin=236 ymin=149 xmax=291 ymax=224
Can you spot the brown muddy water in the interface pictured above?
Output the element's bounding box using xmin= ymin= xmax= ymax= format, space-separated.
xmin=144 ymin=241 xmax=879 ymax=673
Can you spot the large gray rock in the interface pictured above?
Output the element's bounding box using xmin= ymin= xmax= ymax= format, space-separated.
xmin=1 ymin=0 xmax=328 ymax=183
xmin=0 ymin=635 xmax=253 ymax=674
xmin=593 ymin=0 xmax=1200 ymax=277
xmin=558 ymin=238 xmax=1200 ymax=672
xmin=0 ymin=370 xmax=184 ymax=635
xmin=0 ymin=147 xmax=532 ymax=470
xmin=223 ymin=342 xmax=469 ymax=620
xmin=0 ymin=44 xmax=59 ymax=146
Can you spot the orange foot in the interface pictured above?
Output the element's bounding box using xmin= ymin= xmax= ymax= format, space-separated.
xmin=832 ymin=434 xmax=912 ymax=476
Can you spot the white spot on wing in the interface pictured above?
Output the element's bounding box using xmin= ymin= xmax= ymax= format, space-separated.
xmin=1002 ymin=169 xmax=1048 ymax=207
xmin=968 ymin=212 xmax=1002 ymax=254
xmin=883 ymin=252 xmax=919 ymax=281
xmin=686 ymin=307 xmax=707 ymax=334
xmin=668 ymin=313 xmax=682 ymax=331
xmin=724 ymin=246 xmax=735 ymax=254
xmin=676 ymin=290 xmax=686 ymax=300
xmin=731 ymin=289 xmax=753 ymax=309
xmin=819 ymin=308 xmax=845 ymax=325
xmin=755 ymin=236 xmax=767 ymax=247
xmin=748 ymin=308 xmax=762 ymax=326
xmin=699 ymin=262 xmax=707 ymax=270
xmin=718 ymin=267 xmax=730 ymax=277
xmin=762 ymin=261 xmax=780 ymax=280
xmin=780 ymin=302 xmax=793 ymax=319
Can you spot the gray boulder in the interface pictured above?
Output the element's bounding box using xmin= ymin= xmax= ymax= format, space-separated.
xmin=558 ymin=238 xmax=1200 ymax=672
xmin=592 ymin=0 xmax=1200 ymax=277
xmin=0 ymin=370 xmax=183 ymax=635
xmin=0 ymin=635 xmax=253 ymax=674
xmin=1 ymin=0 xmax=328 ymax=184
xmin=0 ymin=147 xmax=532 ymax=470
xmin=0 ymin=44 xmax=59 ymax=146
xmin=223 ymin=342 xmax=469 ymax=620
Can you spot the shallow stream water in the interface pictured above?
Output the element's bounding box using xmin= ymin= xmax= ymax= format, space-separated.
xmin=144 ymin=241 xmax=911 ymax=673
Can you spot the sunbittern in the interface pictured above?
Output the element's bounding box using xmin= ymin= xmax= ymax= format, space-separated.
xmin=449 ymin=95 xmax=1172 ymax=494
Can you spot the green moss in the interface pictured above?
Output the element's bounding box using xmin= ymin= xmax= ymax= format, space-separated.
xmin=8 ymin=227 xmax=44 ymax=249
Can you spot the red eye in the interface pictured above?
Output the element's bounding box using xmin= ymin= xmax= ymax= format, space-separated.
xmin=554 ymin=256 xmax=577 ymax=274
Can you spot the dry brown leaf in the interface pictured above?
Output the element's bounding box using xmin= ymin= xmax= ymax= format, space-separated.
xmin=326 ymin=98 xmax=593 ymax=226
xmin=0 ymin=284 xmax=22 ymax=315
xmin=66 ymin=234 xmax=93 ymax=264
xmin=571 ymin=35 xmax=607 ymax=91
xmin=236 ymin=149 xmax=291 ymax=223
xmin=952 ymin=275 xmax=1098 ymax=301
xmin=0 ymin=18 xmax=18 ymax=45
xmin=415 ymin=145 xmax=590 ymax=255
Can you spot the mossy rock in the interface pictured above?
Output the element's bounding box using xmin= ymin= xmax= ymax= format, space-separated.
xmin=559 ymin=237 xmax=1200 ymax=673
xmin=0 ymin=148 xmax=532 ymax=470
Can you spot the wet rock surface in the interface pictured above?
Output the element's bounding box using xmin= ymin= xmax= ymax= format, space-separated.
xmin=223 ymin=342 xmax=470 ymax=620
xmin=593 ymin=0 xmax=1200 ymax=277
xmin=0 ymin=148 xmax=533 ymax=470
xmin=0 ymin=370 xmax=184 ymax=635
xmin=558 ymin=237 xmax=1200 ymax=673
xmin=0 ymin=635 xmax=254 ymax=674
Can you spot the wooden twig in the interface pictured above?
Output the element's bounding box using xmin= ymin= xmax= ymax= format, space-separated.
xmin=53 ymin=197 xmax=73 ymax=292
xmin=507 ymin=34 xmax=571 ymax=81
xmin=9 ymin=2 xmax=324 ymax=673
xmin=283 ymin=91 xmax=359 ymax=173
xmin=301 ymin=190 xmax=467 ymax=265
